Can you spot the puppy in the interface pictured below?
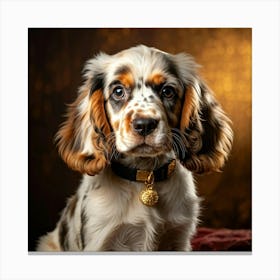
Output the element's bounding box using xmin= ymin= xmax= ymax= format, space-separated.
xmin=37 ymin=45 xmax=233 ymax=251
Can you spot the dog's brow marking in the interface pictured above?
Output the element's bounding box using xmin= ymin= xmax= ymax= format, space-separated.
xmin=147 ymin=73 xmax=166 ymax=86
xmin=114 ymin=65 xmax=131 ymax=76
xmin=113 ymin=65 xmax=135 ymax=89
xmin=119 ymin=72 xmax=135 ymax=89
xmin=145 ymin=73 xmax=166 ymax=94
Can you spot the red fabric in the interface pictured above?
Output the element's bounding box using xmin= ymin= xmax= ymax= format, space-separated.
xmin=191 ymin=227 xmax=252 ymax=251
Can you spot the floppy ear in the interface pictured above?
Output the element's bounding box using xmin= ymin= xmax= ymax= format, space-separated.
xmin=179 ymin=80 xmax=233 ymax=174
xmin=55 ymin=56 xmax=111 ymax=175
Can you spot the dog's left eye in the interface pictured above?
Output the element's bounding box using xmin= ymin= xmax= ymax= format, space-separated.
xmin=161 ymin=86 xmax=176 ymax=100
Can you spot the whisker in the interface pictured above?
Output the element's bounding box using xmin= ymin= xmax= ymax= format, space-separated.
xmin=106 ymin=134 xmax=120 ymax=161
xmin=110 ymin=144 xmax=120 ymax=161
xmin=171 ymin=128 xmax=189 ymax=159
xmin=152 ymin=157 xmax=159 ymax=170
xmin=102 ymin=132 xmax=117 ymax=161
xmin=172 ymin=142 xmax=180 ymax=159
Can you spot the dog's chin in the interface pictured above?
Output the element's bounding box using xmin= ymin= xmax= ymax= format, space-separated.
xmin=123 ymin=143 xmax=171 ymax=157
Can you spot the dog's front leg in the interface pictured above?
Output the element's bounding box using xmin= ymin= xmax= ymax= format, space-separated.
xmin=157 ymin=224 xmax=192 ymax=251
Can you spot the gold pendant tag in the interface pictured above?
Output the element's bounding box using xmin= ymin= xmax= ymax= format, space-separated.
xmin=139 ymin=172 xmax=159 ymax=206
xmin=140 ymin=187 xmax=159 ymax=206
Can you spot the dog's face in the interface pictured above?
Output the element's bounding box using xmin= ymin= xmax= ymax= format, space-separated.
xmin=56 ymin=45 xmax=233 ymax=175
xmin=102 ymin=47 xmax=187 ymax=157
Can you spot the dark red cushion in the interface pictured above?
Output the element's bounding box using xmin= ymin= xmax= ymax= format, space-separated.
xmin=191 ymin=227 xmax=252 ymax=251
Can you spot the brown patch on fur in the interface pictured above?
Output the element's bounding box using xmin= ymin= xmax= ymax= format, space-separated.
xmin=134 ymin=112 xmax=149 ymax=120
xmin=147 ymin=73 xmax=166 ymax=85
xmin=168 ymin=99 xmax=181 ymax=127
xmin=150 ymin=108 xmax=156 ymax=115
xmin=55 ymin=86 xmax=110 ymax=175
xmin=124 ymin=110 xmax=134 ymax=133
xmin=117 ymin=72 xmax=135 ymax=89
xmin=112 ymin=120 xmax=120 ymax=130
xmin=180 ymin=86 xmax=198 ymax=130
xmin=180 ymin=84 xmax=233 ymax=174
xmin=90 ymin=89 xmax=111 ymax=136
xmin=56 ymin=90 xmax=88 ymax=152
xmin=47 ymin=240 xmax=59 ymax=251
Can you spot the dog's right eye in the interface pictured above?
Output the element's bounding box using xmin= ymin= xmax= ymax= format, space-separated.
xmin=161 ymin=86 xmax=176 ymax=100
xmin=112 ymin=86 xmax=126 ymax=101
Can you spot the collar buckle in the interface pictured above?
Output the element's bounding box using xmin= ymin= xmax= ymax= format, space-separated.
xmin=136 ymin=170 xmax=151 ymax=182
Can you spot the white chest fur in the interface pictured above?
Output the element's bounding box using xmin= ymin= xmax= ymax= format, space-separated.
xmin=77 ymin=162 xmax=199 ymax=251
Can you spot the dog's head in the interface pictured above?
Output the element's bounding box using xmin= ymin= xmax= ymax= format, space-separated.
xmin=56 ymin=45 xmax=233 ymax=175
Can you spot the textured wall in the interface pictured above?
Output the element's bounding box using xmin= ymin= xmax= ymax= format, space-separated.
xmin=28 ymin=28 xmax=251 ymax=250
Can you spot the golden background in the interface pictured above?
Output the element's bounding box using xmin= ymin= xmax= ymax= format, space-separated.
xmin=29 ymin=28 xmax=251 ymax=250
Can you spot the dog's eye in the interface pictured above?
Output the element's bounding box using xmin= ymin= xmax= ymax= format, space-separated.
xmin=112 ymin=86 xmax=126 ymax=101
xmin=161 ymin=86 xmax=176 ymax=100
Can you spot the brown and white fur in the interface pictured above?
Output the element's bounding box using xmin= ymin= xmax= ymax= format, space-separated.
xmin=36 ymin=45 xmax=233 ymax=252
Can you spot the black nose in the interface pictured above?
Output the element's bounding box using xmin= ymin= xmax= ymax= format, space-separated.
xmin=132 ymin=118 xmax=159 ymax=136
